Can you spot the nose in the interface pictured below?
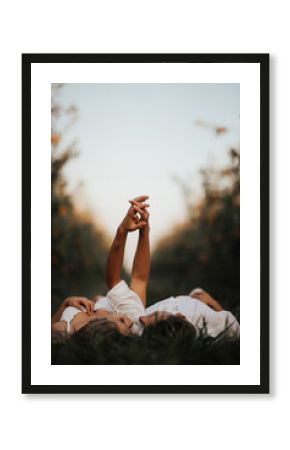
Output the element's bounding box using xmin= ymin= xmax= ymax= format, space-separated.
xmin=139 ymin=316 xmax=147 ymax=325
xmin=120 ymin=316 xmax=133 ymax=329
xmin=127 ymin=318 xmax=133 ymax=329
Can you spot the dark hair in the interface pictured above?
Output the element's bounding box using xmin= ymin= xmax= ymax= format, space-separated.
xmin=51 ymin=315 xmax=240 ymax=365
xmin=52 ymin=319 xmax=123 ymax=365
xmin=143 ymin=315 xmax=197 ymax=339
xmin=76 ymin=318 xmax=116 ymax=339
xmin=51 ymin=318 xmax=116 ymax=345
xmin=141 ymin=315 xmax=201 ymax=365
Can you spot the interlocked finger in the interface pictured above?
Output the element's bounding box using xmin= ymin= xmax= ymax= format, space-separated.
xmin=130 ymin=195 xmax=149 ymax=203
xmin=131 ymin=201 xmax=149 ymax=221
xmin=128 ymin=204 xmax=136 ymax=218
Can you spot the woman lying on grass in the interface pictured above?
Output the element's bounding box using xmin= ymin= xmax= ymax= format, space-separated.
xmin=52 ymin=195 xmax=240 ymax=343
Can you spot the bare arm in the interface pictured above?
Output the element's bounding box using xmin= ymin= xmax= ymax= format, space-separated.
xmin=51 ymin=302 xmax=68 ymax=325
xmin=105 ymin=195 xmax=149 ymax=289
xmin=105 ymin=226 xmax=128 ymax=289
xmin=130 ymin=224 xmax=150 ymax=307
xmin=190 ymin=290 xmax=224 ymax=312
xmin=51 ymin=296 xmax=94 ymax=325
xmin=205 ymin=298 xmax=223 ymax=312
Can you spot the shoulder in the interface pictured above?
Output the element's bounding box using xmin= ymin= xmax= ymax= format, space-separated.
xmin=60 ymin=305 xmax=83 ymax=322
xmin=146 ymin=297 xmax=176 ymax=314
xmin=94 ymin=296 xmax=112 ymax=312
xmin=106 ymin=280 xmax=129 ymax=298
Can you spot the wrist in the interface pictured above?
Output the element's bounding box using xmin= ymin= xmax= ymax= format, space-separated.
xmin=63 ymin=298 xmax=70 ymax=307
xmin=140 ymin=224 xmax=150 ymax=233
xmin=117 ymin=224 xmax=127 ymax=235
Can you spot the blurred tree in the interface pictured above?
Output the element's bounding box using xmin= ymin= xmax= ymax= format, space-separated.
xmin=148 ymin=148 xmax=240 ymax=311
xmin=51 ymin=85 xmax=109 ymax=313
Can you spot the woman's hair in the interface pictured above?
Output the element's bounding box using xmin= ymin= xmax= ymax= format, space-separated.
xmin=76 ymin=318 xmax=116 ymax=338
xmin=51 ymin=319 xmax=116 ymax=345
xmin=52 ymin=318 xmax=123 ymax=365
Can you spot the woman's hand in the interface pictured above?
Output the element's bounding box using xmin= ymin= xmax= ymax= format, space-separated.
xmin=119 ymin=195 xmax=150 ymax=232
xmin=63 ymin=296 xmax=94 ymax=315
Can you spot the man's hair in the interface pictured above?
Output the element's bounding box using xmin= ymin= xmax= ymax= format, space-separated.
xmin=143 ymin=314 xmax=197 ymax=339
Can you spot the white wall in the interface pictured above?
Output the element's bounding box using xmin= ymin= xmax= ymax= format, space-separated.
xmin=0 ymin=1 xmax=286 ymax=449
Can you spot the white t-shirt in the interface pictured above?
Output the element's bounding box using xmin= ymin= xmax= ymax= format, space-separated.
xmin=59 ymin=296 xmax=113 ymax=333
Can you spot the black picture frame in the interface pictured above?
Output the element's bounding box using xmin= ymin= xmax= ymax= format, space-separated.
xmin=22 ymin=53 xmax=269 ymax=394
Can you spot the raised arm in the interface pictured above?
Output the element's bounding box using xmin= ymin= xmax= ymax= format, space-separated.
xmin=105 ymin=195 xmax=149 ymax=289
xmin=129 ymin=199 xmax=150 ymax=306
xmin=105 ymin=226 xmax=128 ymax=289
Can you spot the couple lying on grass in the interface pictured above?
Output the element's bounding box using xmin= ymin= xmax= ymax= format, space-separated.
xmin=52 ymin=195 xmax=240 ymax=341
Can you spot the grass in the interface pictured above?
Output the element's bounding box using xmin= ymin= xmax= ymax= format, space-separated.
xmin=51 ymin=323 xmax=240 ymax=365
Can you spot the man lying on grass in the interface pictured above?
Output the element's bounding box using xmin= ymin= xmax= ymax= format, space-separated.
xmin=52 ymin=195 xmax=239 ymax=340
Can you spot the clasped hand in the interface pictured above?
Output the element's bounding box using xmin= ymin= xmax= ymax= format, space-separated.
xmin=119 ymin=195 xmax=150 ymax=232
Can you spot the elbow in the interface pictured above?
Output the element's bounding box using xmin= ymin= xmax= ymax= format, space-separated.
xmin=131 ymin=272 xmax=148 ymax=284
xmin=131 ymin=263 xmax=150 ymax=284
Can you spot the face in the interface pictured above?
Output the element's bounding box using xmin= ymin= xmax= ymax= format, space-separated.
xmin=139 ymin=312 xmax=187 ymax=327
xmin=139 ymin=311 xmax=172 ymax=326
xmin=107 ymin=313 xmax=134 ymax=336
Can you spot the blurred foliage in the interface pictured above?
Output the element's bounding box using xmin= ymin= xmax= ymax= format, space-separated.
xmin=51 ymin=83 xmax=240 ymax=319
xmin=148 ymin=148 xmax=240 ymax=311
xmin=51 ymin=85 xmax=109 ymax=313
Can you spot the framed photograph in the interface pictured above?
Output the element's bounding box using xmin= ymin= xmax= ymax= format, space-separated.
xmin=22 ymin=53 xmax=269 ymax=394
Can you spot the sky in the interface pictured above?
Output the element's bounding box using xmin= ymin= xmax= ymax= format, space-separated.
xmin=55 ymin=83 xmax=240 ymax=270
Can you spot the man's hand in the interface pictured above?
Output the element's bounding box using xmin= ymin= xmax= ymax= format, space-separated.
xmin=119 ymin=195 xmax=150 ymax=232
xmin=63 ymin=296 xmax=94 ymax=315
xmin=189 ymin=288 xmax=223 ymax=312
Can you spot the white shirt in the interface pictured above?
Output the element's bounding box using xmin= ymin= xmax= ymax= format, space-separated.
xmin=106 ymin=280 xmax=145 ymax=336
xmin=146 ymin=295 xmax=240 ymax=338
xmin=59 ymin=280 xmax=240 ymax=338
xmin=60 ymin=282 xmax=145 ymax=335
